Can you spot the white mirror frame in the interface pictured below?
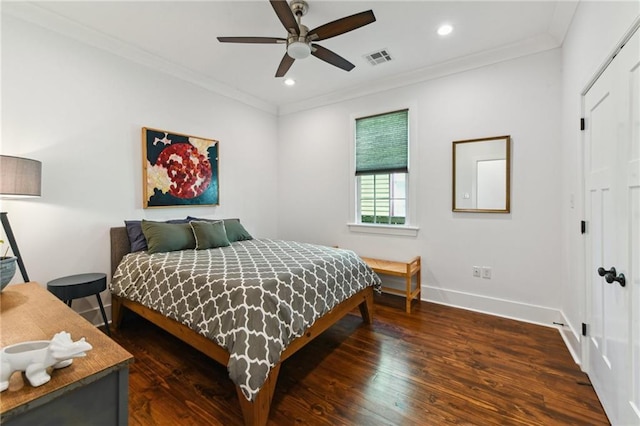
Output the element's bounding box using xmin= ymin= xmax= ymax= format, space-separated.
xmin=452 ymin=135 xmax=511 ymax=213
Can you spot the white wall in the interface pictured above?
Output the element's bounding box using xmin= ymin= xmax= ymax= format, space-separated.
xmin=1 ymin=15 xmax=279 ymax=323
xmin=6 ymin=1 xmax=637 ymax=351
xmin=559 ymin=2 xmax=640 ymax=362
xmin=277 ymin=49 xmax=563 ymax=325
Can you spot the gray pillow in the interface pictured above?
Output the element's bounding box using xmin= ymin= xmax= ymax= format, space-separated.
xmin=124 ymin=220 xmax=147 ymax=252
xmin=189 ymin=221 xmax=231 ymax=249
xmin=124 ymin=218 xmax=188 ymax=252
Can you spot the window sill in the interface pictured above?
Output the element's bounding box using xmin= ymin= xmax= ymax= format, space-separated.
xmin=347 ymin=223 xmax=420 ymax=237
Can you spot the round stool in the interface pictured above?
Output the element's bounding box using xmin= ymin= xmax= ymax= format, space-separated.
xmin=47 ymin=272 xmax=111 ymax=337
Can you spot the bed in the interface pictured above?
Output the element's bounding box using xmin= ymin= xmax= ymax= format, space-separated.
xmin=109 ymin=226 xmax=381 ymax=426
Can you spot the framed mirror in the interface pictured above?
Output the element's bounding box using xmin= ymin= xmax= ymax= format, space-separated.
xmin=452 ymin=135 xmax=511 ymax=213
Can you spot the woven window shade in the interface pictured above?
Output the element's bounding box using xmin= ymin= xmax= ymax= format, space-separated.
xmin=355 ymin=109 xmax=408 ymax=175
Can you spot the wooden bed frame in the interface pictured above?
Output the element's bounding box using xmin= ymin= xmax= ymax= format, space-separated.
xmin=109 ymin=227 xmax=374 ymax=426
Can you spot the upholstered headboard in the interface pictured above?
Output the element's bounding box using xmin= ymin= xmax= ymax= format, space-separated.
xmin=110 ymin=227 xmax=131 ymax=277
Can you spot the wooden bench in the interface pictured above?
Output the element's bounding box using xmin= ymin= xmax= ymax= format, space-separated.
xmin=360 ymin=256 xmax=421 ymax=313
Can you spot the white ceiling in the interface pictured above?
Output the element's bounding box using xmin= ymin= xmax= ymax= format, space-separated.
xmin=3 ymin=1 xmax=577 ymax=114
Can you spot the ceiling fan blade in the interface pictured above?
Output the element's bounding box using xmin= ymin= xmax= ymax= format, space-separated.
xmin=311 ymin=44 xmax=355 ymax=72
xmin=270 ymin=0 xmax=299 ymax=35
xmin=309 ymin=10 xmax=376 ymax=41
xmin=275 ymin=53 xmax=295 ymax=77
xmin=217 ymin=36 xmax=285 ymax=44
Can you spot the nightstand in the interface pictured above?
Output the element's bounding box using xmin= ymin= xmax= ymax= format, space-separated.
xmin=47 ymin=273 xmax=111 ymax=336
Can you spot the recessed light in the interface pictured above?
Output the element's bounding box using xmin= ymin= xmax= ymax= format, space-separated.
xmin=437 ymin=24 xmax=453 ymax=36
xmin=284 ymin=78 xmax=296 ymax=86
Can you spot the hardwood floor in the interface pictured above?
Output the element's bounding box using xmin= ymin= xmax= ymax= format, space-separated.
xmin=110 ymin=294 xmax=609 ymax=425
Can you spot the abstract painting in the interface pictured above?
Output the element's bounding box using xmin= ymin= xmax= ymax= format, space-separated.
xmin=142 ymin=127 xmax=219 ymax=208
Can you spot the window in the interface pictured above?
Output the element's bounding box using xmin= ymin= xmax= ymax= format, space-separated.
xmin=355 ymin=109 xmax=408 ymax=226
xmin=359 ymin=173 xmax=406 ymax=224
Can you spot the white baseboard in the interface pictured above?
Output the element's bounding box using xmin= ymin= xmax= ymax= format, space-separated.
xmin=423 ymin=285 xmax=564 ymax=329
xmin=424 ymin=288 xmax=584 ymax=369
xmin=557 ymin=310 xmax=582 ymax=366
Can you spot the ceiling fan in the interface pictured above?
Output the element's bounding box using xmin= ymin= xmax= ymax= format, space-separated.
xmin=217 ymin=0 xmax=376 ymax=77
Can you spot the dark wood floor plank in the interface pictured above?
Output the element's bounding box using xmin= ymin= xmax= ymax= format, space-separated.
xmin=110 ymin=293 xmax=609 ymax=425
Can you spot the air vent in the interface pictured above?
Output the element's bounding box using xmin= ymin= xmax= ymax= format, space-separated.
xmin=364 ymin=49 xmax=392 ymax=66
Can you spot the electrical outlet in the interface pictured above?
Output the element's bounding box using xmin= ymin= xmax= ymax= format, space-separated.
xmin=482 ymin=267 xmax=492 ymax=279
xmin=472 ymin=266 xmax=481 ymax=277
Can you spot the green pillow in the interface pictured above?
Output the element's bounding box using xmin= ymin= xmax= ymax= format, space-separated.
xmin=141 ymin=220 xmax=196 ymax=254
xmin=186 ymin=216 xmax=253 ymax=242
xmin=223 ymin=219 xmax=253 ymax=242
xmin=189 ymin=221 xmax=231 ymax=249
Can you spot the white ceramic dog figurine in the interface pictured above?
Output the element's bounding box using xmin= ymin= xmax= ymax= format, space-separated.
xmin=0 ymin=331 xmax=93 ymax=391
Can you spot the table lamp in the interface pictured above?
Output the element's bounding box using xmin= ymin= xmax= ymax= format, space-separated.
xmin=0 ymin=155 xmax=42 ymax=282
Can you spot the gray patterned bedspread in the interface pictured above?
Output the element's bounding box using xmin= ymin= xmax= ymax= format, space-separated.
xmin=110 ymin=239 xmax=381 ymax=401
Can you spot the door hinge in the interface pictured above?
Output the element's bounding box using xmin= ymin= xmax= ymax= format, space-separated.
xmin=582 ymin=323 xmax=587 ymax=336
xmin=580 ymin=118 xmax=585 ymax=131
xmin=581 ymin=220 xmax=586 ymax=234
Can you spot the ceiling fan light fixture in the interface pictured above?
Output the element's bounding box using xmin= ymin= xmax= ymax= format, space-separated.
xmin=287 ymin=41 xmax=311 ymax=59
xmin=217 ymin=4 xmax=376 ymax=77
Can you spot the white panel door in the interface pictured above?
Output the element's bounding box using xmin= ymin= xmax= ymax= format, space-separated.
xmin=622 ymin=28 xmax=640 ymax=425
xmin=584 ymin=28 xmax=640 ymax=425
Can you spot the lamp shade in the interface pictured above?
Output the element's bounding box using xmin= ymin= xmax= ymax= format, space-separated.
xmin=0 ymin=155 xmax=42 ymax=197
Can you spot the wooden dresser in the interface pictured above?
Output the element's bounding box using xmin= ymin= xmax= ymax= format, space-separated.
xmin=0 ymin=282 xmax=133 ymax=425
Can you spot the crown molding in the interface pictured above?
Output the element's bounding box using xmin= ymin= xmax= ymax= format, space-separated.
xmin=547 ymin=0 xmax=579 ymax=46
xmin=278 ymin=32 xmax=561 ymax=115
xmin=3 ymin=2 xmax=576 ymax=118
xmin=2 ymin=2 xmax=278 ymax=115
